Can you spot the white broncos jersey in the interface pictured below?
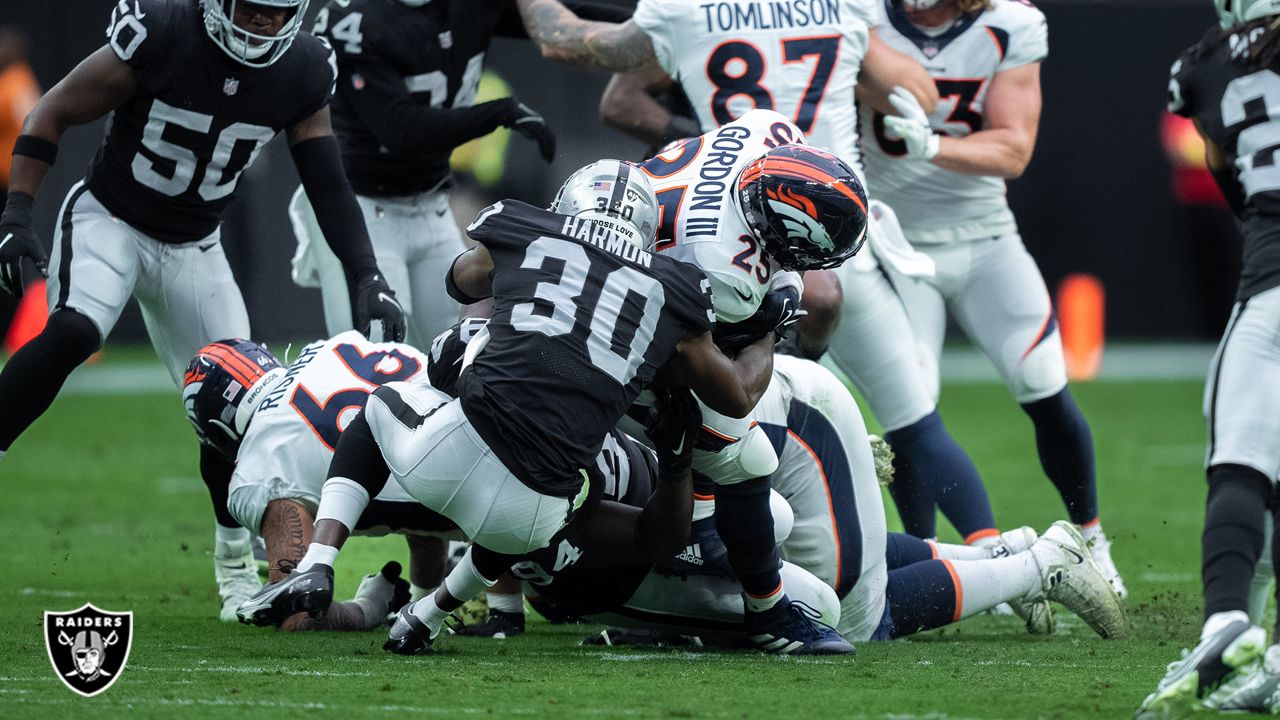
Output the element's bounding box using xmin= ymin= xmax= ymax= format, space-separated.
xmin=635 ymin=0 xmax=873 ymax=173
xmin=233 ymin=331 xmax=429 ymax=505
xmin=862 ymin=0 xmax=1047 ymax=244
xmin=640 ymin=109 xmax=806 ymax=323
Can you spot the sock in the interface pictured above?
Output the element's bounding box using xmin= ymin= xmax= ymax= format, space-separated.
xmin=1203 ymin=464 xmax=1269 ymax=618
xmin=410 ymin=583 xmax=435 ymax=603
xmin=1078 ymin=520 xmax=1103 ymax=544
xmin=714 ymin=477 xmax=782 ymax=600
xmin=409 ymin=593 xmax=452 ymax=637
xmin=487 ymin=592 xmax=524 ymax=615
xmin=886 ymin=555 xmax=1039 ymax=637
xmin=201 ymin=443 xmax=241 ymax=529
xmin=884 ymin=411 xmax=996 ymax=540
xmin=886 ymin=532 xmax=936 ymax=569
xmin=743 ymin=584 xmax=785 ymax=613
xmin=297 ymin=543 xmax=339 ymax=572
xmin=929 ymin=540 xmax=995 ymax=562
xmin=0 ymin=310 xmax=100 ymax=451
xmin=444 ymin=547 xmax=500 ymax=605
xmin=948 ymin=554 xmax=1041 ymax=618
xmin=1020 ymin=388 xmax=1098 ymax=525
xmin=214 ymin=525 xmax=251 ymax=557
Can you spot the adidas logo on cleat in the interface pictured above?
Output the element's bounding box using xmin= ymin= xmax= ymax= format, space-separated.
xmin=674 ymin=544 xmax=704 ymax=566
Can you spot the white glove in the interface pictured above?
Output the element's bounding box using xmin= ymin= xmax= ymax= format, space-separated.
xmin=883 ymin=85 xmax=941 ymax=160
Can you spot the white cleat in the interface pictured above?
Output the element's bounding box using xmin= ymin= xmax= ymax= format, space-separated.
xmin=990 ymin=527 xmax=1055 ymax=635
xmin=1137 ymin=612 xmax=1267 ymax=719
xmin=1085 ymin=528 xmax=1128 ymax=600
xmin=991 ymin=526 xmax=1038 ymax=558
xmin=1029 ymin=521 xmax=1128 ymax=639
xmin=1205 ymin=643 xmax=1280 ymax=713
xmin=215 ymin=538 xmax=261 ymax=623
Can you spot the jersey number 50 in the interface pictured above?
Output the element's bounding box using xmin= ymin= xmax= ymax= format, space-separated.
xmin=132 ymin=100 xmax=274 ymax=200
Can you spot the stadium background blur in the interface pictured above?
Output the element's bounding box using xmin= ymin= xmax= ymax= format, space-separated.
xmin=0 ymin=0 xmax=1227 ymax=346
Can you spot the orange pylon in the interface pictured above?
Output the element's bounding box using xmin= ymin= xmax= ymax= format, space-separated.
xmin=1057 ymin=273 xmax=1104 ymax=381
xmin=4 ymin=279 xmax=47 ymax=354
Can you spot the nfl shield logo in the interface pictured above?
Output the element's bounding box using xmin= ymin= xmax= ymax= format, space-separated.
xmin=922 ymin=42 xmax=939 ymax=59
xmin=223 ymin=78 xmax=239 ymax=96
xmin=44 ymin=604 xmax=133 ymax=697
xmin=439 ymin=31 xmax=453 ymax=49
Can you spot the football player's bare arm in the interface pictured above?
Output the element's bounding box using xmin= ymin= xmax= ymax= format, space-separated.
xmin=932 ymin=62 xmax=1040 ymax=179
xmin=855 ymin=30 xmax=939 ymax=116
xmin=9 ymin=46 xmax=136 ymax=196
xmin=662 ymin=330 xmax=774 ymax=419
xmin=449 ymin=245 xmax=495 ymax=302
xmin=260 ymin=499 xmax=377 ymax=632
xmin=516 ymin=0 xmax=657 ymax=72
xmin=599 ymin=61 xmax=682 ymax=146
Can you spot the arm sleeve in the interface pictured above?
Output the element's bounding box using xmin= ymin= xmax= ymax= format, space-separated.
xmin=338 ymin=54 xmax=519 ymax=155
xmin=290 ymin=136 xmax=379 ymax=283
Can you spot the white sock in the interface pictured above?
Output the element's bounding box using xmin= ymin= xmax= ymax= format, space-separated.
xmin=488 ymin=592 xmax=524 ymax=615
xmin=315 ymin=477 xmax=371 ymax=530
xmin=297 ymin=543 xmax=339 ymax=572
xmin=214 ymin=526 xmax=251 ymax=557
xmin=929 ymin=540 xmax=991 ymax=562
xmin=948 ymin=554 xmax=1041 ymax=619
xmin=1078 ymin=521 xmax=1103 ymax=544
xmin=1203 ymin=610 xmax=1252 ymax=641
xmin=743 ymin=585 xmax=785 ymax=613
xmin=410 ymin=594 xmax=452 ymax=637
xmin=444 ymin=548 xmax=498 ymax=603
xmin=410 ymin=583 xmax=436 ymax=603
xmin=692 ymin=497 xmax=716 ymax=522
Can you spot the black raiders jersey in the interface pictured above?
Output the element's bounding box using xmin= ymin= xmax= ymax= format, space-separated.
xmin=86 ymin=0 xmax=335 ymax=244
xmin=1171 ymin=22 xmax=1280 ymax=300
xmin=314 ymin=0 xmax=519 ymax=197
xmin=458 ymin=200 xmax=715 ymax=498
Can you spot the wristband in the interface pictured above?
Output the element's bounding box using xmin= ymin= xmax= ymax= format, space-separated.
xmin=13 ymin=135 xmax=58 ymax=166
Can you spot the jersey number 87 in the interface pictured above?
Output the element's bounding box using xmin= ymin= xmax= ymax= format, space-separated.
xmin=706 ymin=36 xmax=841 ymax=133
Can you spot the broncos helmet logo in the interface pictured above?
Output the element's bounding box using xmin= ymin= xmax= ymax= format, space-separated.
xmin=765 ymin=185 xmax=835 ymax=252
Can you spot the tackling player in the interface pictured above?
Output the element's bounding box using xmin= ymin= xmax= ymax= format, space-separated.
xmin=0 ymin=0 xmax=405 ymax=620
xmin=1140 ymin=0 xmax=1280 ymax=714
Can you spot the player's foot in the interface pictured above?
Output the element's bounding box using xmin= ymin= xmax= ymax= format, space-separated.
xmin=1085 ymin=528 xmax=1128 ymax=600
xmin=1137 ymin=611 xmax=1266 ymax=719
xmin=745 ymin=597 xmax=855 ymax=656
xmin=215 ymin=538 xmax=261 ymax=623
xmin=1029 ymin=521 xmax=1128 ymax=639
xmin=384 ymin=603 xmax=437 ymax=655
xmin=1204 ymin=643 xmax=1280 ymax=712
xmin=353 ymin=562 xmax=410 ymax=629
xmin=450 ymin=608 xmax=526 ymax=639
xmin=236 ymin=564 xmax=334 ymax=626
xmin=991 ymin=526 xmax=1037 ymax=558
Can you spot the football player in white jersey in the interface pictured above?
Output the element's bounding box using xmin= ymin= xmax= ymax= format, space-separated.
xmin=524 ymin=0 xmax=1007 ymax=548
xmin=853 ymin=0 xmax=1124 ymax=595
xmin=183 ymin=334 xmax=458 ymax=625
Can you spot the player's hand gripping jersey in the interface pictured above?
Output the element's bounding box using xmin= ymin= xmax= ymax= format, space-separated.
xmin=90 ymin=0 xmax=337 ymax=243
xmin=227 ymin=331 xmax=438 ymax=533
xmin=640 ymin=109 xmax=807 ymax=324
xmin=458 ymin=200 xmax=715 ymax=498
xmin=861 ymin=0 xmax=1047 ymax=244
xmin=633 ymin=0 xmax=873 ymax=171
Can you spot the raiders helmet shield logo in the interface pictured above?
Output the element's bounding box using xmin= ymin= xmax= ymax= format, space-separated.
xmin=44 ymin=604 xmax=133 ymax=697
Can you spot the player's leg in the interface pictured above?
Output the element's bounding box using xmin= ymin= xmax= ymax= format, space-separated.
xmin=950 ymin=235 xmax=1122 ymax=590
xmin=287 ymin=186 xmax=352 ymax=335
xmin=405 ymin=534 xmax=448 ymax=602
xmin=354 ymin=194 xmax=414 ymax=341
xmin=0 ymin=184 xmax=128 ymax=458
xmin=786 ymin=268 xmax=842 ymax=359
xmin=404 ymin=191 xmax=464 ymax=347
xmin=1141 ymin=290 xmax=1280 ymax=714
xmin=826 ymin=263 xmax=996 ymax=541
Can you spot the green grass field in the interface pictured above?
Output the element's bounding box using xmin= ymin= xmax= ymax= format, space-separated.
xmin=0 ymin=359 xmax=1216 ymax=719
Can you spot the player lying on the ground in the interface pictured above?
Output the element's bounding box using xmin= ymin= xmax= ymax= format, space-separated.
xmin=183 ymin=333 xmax=470 ymax=629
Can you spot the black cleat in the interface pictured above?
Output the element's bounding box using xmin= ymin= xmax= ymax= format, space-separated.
xmin=236 ymin=564 xmax=334 ymax=626
xmin=450 ymin=609 xmax=526 ymax=638
xmin=384 ymin=604 xmax=436 ymax=655
xmin=745 ymin=597 xmax=855 ymax=656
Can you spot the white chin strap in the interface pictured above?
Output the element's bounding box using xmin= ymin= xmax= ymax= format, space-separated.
xmin=234 ymin=367 xmax=288 ymax=435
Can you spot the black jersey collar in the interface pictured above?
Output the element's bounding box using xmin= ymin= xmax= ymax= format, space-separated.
xmin=885 ymin=0 xmax=980 ymax=58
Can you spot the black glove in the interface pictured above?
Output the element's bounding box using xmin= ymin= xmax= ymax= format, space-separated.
xmin=645 ymin=388 xmax=702 ymax=478
xmin=713 ymin=285 xmax=807 ymax=353
xmin=352 ymin=272 xmax=406 ymax=343
xmin=502 ymin=99 xmax=556 ymax=164
xmin=0 ymin=192 xmax=49 ymax=299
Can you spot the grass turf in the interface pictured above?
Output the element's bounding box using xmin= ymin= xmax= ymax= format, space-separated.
xmin=0 ymin=368 xmax=1213 ymax=719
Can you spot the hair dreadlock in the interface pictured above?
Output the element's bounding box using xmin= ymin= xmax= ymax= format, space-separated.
xmin=1192 ymin=16 xmax=1280 ymax=69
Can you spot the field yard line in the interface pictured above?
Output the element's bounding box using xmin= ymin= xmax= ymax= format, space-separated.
xmin=128 ymin=664 xmax=377 ymax=677
xmin=0 ymin=690 xmax=535 ymax=715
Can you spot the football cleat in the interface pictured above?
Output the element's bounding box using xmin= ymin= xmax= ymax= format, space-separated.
xmin=236 ymin=564 xmax=334 ymax=626
xmin=1204 ymin=643 xmax=1280 ymax=712
xmin=1028 ymin=521 xmax=1128 ymax=639
xmin=990 ymin=526 xmax=1038 ymax=558
xmin=1137 ymin=612 xmax=1267 ymax=719
xmin=745 ymin=597 xmax=855 ymax=656
xmin=384 ymin=603 xmax=438 ymax=655
xmin=990 ymin=527 xmax=1055 ymax=635
xmin=1085 ymin=528 xmax=1128 ymax=600
xmin=449 ymin=609 xmax=526 ymax=639
xmin=215 ymin=538 xmax=261 ymax=623
xmin=353 ymin=562 xmax=410 ymax=629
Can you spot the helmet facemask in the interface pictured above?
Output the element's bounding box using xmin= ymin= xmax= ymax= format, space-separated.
xmin=202 ymin=0 xmax=310 ymax=68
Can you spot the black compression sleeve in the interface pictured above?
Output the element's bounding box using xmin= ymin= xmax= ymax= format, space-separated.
xmin=445 ymin=255 xmax=485 ymax=305
xmin=327 ymin=409 xmax=391 ymax=498
xmin=290 ymin=136 xmax=379 ymax=283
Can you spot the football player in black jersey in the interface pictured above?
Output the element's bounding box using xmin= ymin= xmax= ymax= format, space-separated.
xmin=241 ymin=160 xmax=859 ymax=654
xmin=292 ymin=0 xmax=629 ymax=349
xmin=0 ymin=0 xmax=405 ymax=621
xmin=1139 ymin=1 xmax=1280 ymax=715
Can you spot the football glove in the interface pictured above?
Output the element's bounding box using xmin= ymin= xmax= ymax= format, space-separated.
xmin=502 ymin=99 xmax=556 ymax=164
xmin=645 ymin=388 xmax=701 ymax=478
xmin=353 ymin=272 xmax=406 ymax=343
xmin=713 ymin=285 xmax=807 ymax=354
xmin=883 ymin=86 xmax=941 ymax=160
xmin=0 ymin=192 xmax=49 ymax=299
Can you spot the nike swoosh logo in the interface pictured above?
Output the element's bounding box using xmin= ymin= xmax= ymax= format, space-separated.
xmin=378 ymin=291 xmax=397 ymax=306
xmin=198 ymin=242 xmax=217 ymax=253
xmin=734 ymin=286 xmax=753 ymax=302
xmin=0 ymin=233 xmax=13 ymax=252
xmin=671 ymin=433 xmax=686 ymax=456
xmin=1061 ymin=545 xmax=1085 ymax=565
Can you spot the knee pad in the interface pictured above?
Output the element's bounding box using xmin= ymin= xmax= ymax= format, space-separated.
xmin=695 ymin=424 xmax=780 ymax=485
xmin=1011 ymin=337 xmax=1067 ymax=403
xmin=45 ymin=309 xmax=102 ymax=363
xmin=770 ymin=490 xmax=794 ymax=544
